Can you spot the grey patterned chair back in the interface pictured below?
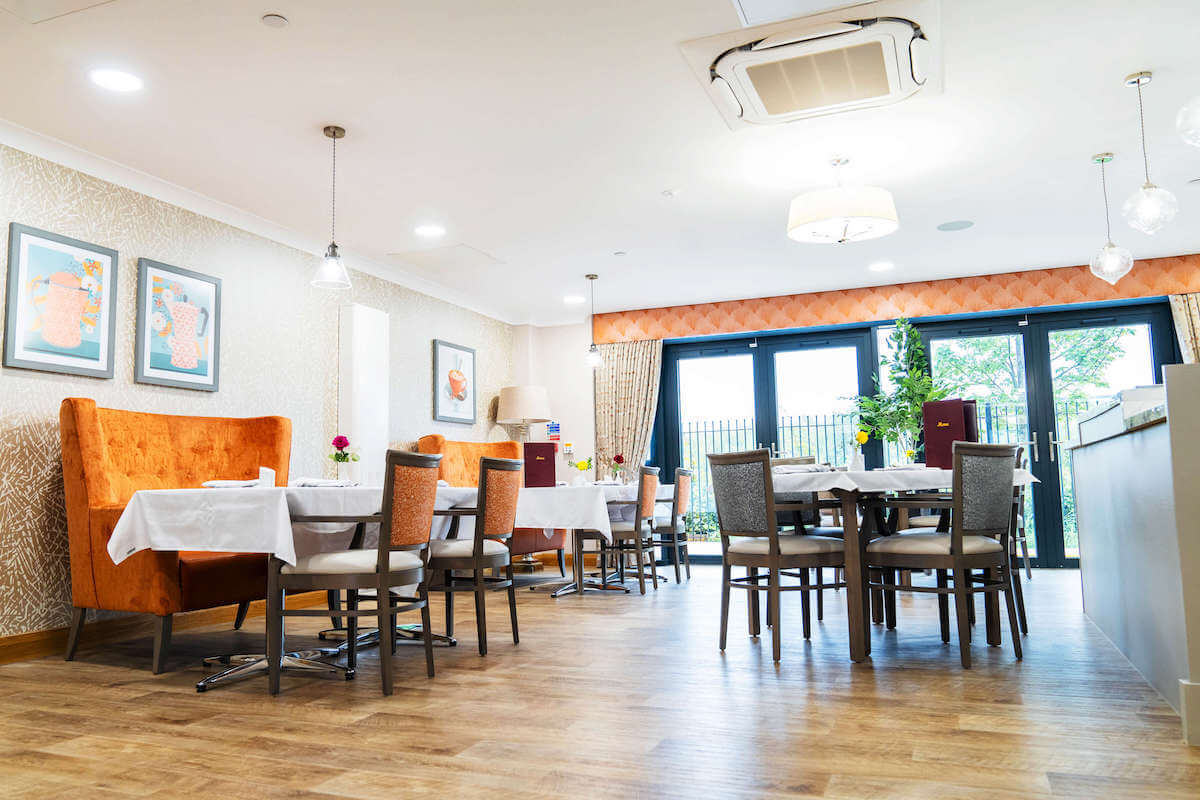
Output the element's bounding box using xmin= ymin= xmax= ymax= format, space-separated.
xmin=708 ymin=449 xmax=774 ymax=539
xmin=952 ymin=442 xmax=1018 ymax=542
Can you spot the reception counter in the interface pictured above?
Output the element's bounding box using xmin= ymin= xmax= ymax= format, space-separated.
xmin=1072 ymin=363 xmax=1200 ymax=745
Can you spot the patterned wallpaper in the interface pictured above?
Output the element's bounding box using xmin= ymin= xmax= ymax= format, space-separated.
xmin=592 ymin=255 xmax=1200 ymax=343
xmin=0 ymin=144 xmax=515 ymax=637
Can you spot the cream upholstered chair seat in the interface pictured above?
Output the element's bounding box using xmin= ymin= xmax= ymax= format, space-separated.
xmin=429 ymin=537 xmax=508 ymax=558
xmin=611 ymin=520 xmax=648 ymax=534
xmin=867 ymin=532 xmax=1003 ymax=556
xmin=728 ymin=535 xmax=843 ymax=556
xmin=652 ymin=515 xmax=684 ymax=534
xmin=281 ymin=549 xmax=422 ymax=575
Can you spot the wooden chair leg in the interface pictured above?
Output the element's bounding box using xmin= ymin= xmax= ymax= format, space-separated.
xmin=378 ymin=575 xmax=394 ymax=696
xmin=506 ymin=562 xmax=519 ymax=644
xmin=267 ymin=568 xmax=283 ymax=695
xmin=815 ymin=567 xmax=824 ymax=621
xmin=473 ymin=570 xmax=488 ymax=656
xmin=152 ymin=614 xmax=173 ymax=675
xmin=682 ymin=540 xmax=691 ymax=580
xmin=769 ymin=569 xmax=782 ymax=662
xmin=648 ymin=536 xmax=659 ymax=590
xmin=1003 ymin=565 xmax=1023 ymax=660
xmin=884 ymin=568 xmax=897 ymax=631
xmin=233 ymin=601 xmax=250 ymax=630
xmin=984 ymin=567 xmax=1002 ymax=646
xmin=556 ymin=548 xmax=566 ymax=577
xmin=719 ymin=561 xmax=731 ymax=651
xmin=1010 ymin=553 xmax=1028 ymax=635
xmin=870 ymin=569 xmax=884 ymax=624
xmin=747 ymin=566 xmax=760 ymax=636
xmin=953 ymin=569 xmax=972 ymax=668
xmin=800 ymin=568 xmax=812 ymax=640
xmin=1020 ymin=536 xmax=1032 ymax=580
xmin=419 ymin=581 xmax=435 ymax=678
xmin=670 ymin=535 xmax=682 ymax=584
xmin=444 ymin=569 xmax=454 ymax=637
xmin=64 ymin=607 xmax=86 ymax=661
xmin=633 ymin=538 xmax=647 ymax=595
xmin=326 ymin=590 xmax=342 ymax=631
xmin=936 ymin=569 xmax=950 ymax=643
xmin=345 ymin=590 xmax=358 ymax=671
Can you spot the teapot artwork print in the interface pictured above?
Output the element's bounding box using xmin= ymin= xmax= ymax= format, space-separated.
xmin=134 ymin=258 xmax=222 ymax=392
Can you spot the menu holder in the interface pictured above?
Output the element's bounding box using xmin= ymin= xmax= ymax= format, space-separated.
xmin=523 ymin=442 xmax=557 ymax=488
xmin=922 ymin=398 xmax=980 ymax=469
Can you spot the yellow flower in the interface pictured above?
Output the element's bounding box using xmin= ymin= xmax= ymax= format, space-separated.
xmin=574 ymin=460 xmax=589 ymax=470
xmin=855 ymin=430 xmax=870 ymax=445
xmin=905 ymin=449 xmax=915 ymax=458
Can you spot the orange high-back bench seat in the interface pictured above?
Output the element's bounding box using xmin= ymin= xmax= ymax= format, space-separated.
xmin=416 ymin=435 xmax=567 ymax=572
xmin=59 ymin=398 xmax=292 ymax=672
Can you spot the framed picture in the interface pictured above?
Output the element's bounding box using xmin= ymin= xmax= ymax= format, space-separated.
xmin=134 ymin=258 xmax=221 ymax=391
xmin=3 ymin=223 xmax=119 ymax=378
xmin=433 ymin=339 xmax=476 ymax=423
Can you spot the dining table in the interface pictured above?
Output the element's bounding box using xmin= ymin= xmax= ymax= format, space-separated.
xmin=770 ymin=465 xmax=1037 ymax=662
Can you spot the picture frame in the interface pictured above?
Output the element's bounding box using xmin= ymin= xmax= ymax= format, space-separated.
xmin=134 ymin=258 xmax=221 ymax=391
xmin=3 ymin=223 xmax=119 ymax=379
xmin=433 ymin=339 xmax=476 ymax=424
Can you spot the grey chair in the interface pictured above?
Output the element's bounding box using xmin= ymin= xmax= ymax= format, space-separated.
xmin=709 ymin=449 xmax=845 ymax=662
xmin=864 ymin=441 xmax=1023 ymax=668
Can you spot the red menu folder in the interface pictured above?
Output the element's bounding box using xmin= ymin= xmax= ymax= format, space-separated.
xmin=523 ymin=442 xmax=556 ymax=487
xmin=922 ymin=398 xmax=980 ymax=469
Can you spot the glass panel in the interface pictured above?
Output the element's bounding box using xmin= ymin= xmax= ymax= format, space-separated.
xmin=773 ymin=346 xmax=861 ymax=466
xmin=1048 ymin=324 xmax=1154 ymax=559
xmin=929 ymin=333 xmax=1036 ymax=555
xmin=677 ymin=355 xmax=756 ymax=552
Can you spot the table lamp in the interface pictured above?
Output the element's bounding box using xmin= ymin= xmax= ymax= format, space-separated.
xmin=496 ymin=385 xmax=551 ymax=441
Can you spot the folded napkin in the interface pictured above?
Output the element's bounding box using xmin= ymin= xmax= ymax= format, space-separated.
xmin=204 ymin=466 xmax=277 ymax=488
xmin=771 ymin=464 xmax=833 ymax=474
xmin=438 ymin=479 xmax=450 ymax=487
xmin=878 ymin=464 xmax=928 ymax=471
xmin=290 ymin=477 xmax=358 ymax=487
xmin=593 ymin=479 xmax=622 ymax=485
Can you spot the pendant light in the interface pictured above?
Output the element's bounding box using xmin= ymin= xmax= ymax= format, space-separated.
xmin=1089 ymin=153 xmax=1133 ymax=286
xmin=787 ymin=157 xmax=899 ymax=244
xmin=584 ymin=273 xmax=603 ymax=369
xmin=1121 ymin=72 xmax=1178 ymax=235
xmin=311 ymin=125 xmax=352 ymax=289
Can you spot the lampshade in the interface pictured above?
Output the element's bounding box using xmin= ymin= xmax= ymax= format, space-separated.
xmin=1089 ymin=242 xmax=1133 ymax=286
xmin=787 ymin=185 xmax=899 ymax=244
xmin=312 ymin=243 xmax=351 ymax=289
xmin=496 ymin=385 xmax=551 ymax=424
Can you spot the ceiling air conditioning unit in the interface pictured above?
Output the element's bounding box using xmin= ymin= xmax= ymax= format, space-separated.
xmin=681 ymin=0 xmax=942 ymax=129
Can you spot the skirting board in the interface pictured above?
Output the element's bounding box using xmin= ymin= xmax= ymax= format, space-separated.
xmin=1182 ymin=680 xmax=1200 ymax=746
xmin=0 ymin=591 xmax=326 ymax=665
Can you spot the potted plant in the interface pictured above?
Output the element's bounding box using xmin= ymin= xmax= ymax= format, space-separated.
xmin=854 ymin=318 xmax=948 ymax=464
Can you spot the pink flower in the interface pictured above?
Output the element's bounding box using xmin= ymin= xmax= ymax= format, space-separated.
xmin=331 ymin=435 xmax=349 ymax=450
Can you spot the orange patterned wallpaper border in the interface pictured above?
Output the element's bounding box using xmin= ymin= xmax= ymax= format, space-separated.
xmin=593 ymin=255 xmax=1200 ymax=343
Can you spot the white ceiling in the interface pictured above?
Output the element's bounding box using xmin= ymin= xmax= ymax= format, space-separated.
xmin=0 ymin=0 xmax=1198 ymax=326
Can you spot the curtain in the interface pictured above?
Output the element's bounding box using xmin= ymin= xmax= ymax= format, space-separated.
xmin=594 ymin=340 xmax=663 ymax=473
xmin=1169 ymin=293 xmax=1200 ymax=364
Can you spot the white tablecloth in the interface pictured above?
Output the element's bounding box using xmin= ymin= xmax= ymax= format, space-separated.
xmin=431 ymin=484 xmax=616 ymax=542
xmin=771 ymin=466 xmax=1038 ymax=494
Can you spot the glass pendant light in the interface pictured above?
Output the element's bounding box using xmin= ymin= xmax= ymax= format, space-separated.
xmin=584 ymin=273 xmax=603 ymax=369
xmin=1121 ymin=72 xmax=1178 ymax=235
xmin=1177 ymin=94 xmax=1200 ymax=147
xmin=1089 ymin=153 xmax=1133 ymax=286
xmin=312 ymin=125 xmax=352 ymax=289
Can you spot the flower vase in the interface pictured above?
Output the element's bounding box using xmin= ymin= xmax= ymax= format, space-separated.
xmin=610 ymin=469 xmax=622 ymax=484
xmin=848 ymin=450 xmax=865 ymax=471
xmin=336 ymin=461 xmax=349 ymax=482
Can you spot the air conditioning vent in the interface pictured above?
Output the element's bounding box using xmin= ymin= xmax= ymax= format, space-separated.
xmin=680 ymin=0 xmax=942 ymax=130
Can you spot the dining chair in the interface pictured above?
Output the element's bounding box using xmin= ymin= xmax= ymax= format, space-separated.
xmin=864 ymin=441 xmax=1022 ymax=668
xmin=266 ymin=450 xmax=441 ymax=695
xmin=1012 ymin=447 xmax=1033 ymax=580
xmin=600 ymin=466 xmax=661 ymax=594
xmin=652 ymin=467 xmax=693 ymax=583
xmin=428 ymin=456 xmax=521 ymax=656
xmin=709 ymin=449 xmax=845 ymax=662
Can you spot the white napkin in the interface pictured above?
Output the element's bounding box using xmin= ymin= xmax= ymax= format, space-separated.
xmin=593 ymin=479 xmax=621 ymax=485
xmin=878 ymin=464 xmax=928 ymax=471
xmin=203 ymin=466 xmax=277 ymax=488
xmin=290 ymin=477 xmax=358 ymax=487
xmin=771 ymin=464 xmax=832 ymax=474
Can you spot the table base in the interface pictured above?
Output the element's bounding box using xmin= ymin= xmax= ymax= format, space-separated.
xmin=318 ymin=623 xmax=457 ymax=648
xmin=196 ymin=646 xmax=351 ymax=692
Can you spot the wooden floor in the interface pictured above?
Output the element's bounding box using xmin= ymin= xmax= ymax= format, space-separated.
xmin=1 ymin=566 xmax=1196 ymax=799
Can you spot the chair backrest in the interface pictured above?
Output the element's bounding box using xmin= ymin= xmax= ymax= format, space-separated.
xmin=379 ymin=450 xmax=442 ymax=566
xmin=415 ymin=434 xmax=520 ymax=486
xmin=708 ymin=449 xmax=777 ymax=552
xmin=672 ymin=468 xmax=693 ymax=524
xmin=951 ymin=441 xmax=1017 ymax=553
xmin=476 ymin=456 xmax=522 ymax=559
xmin=770 ymin=455 xmax=816 ymax=468
xmin=636 ymin=466 xmax=661 ymax=527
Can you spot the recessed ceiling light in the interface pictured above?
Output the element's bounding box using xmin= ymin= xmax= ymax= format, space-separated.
xmin=661 ymin=189 xmax=680 ymax=197
xmin=937 ymin=219 xmax=974 ymax=231
xmin=613 ymin=250 xmax=626 ymax=257
xmin=261 ymin=13 xmax=289 ymax=28
xmin=868 ymin=260 xmax=895 ymax=272
xmin=88 ymin=69 xmax=143 ymax=92
xmin=414 ymin=224 xmax=446 ymax=238
xmin=563 ymin=294 xmax=586 ymax=305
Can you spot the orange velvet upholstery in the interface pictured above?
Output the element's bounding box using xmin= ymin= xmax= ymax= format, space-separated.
xmin=416 ymin=434 xmax=566 ymax=557
xmin=389 ymin=463 xmax=440 ymax=546
xmin=480 ymin=466 xmax=520 ymax=537
xmin=60 ymin=398 xmax=291 ymax=616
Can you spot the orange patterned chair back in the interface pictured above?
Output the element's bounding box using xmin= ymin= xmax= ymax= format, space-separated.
xmin=382 ymin=450 xmax=442 ymax=548
xmin=478 ymin=457 xmax=522 ymax=538
xmin=674 ymin=469 xmax=693 ymax=516
xmin=638 ymin=466 xmax=660 ymax=521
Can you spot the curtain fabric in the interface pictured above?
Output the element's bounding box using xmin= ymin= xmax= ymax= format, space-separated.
xmin=594 ymin=340 xmax=663 ymax=473
xmin=1169 ymin=293 xmax=1200 ymax=364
